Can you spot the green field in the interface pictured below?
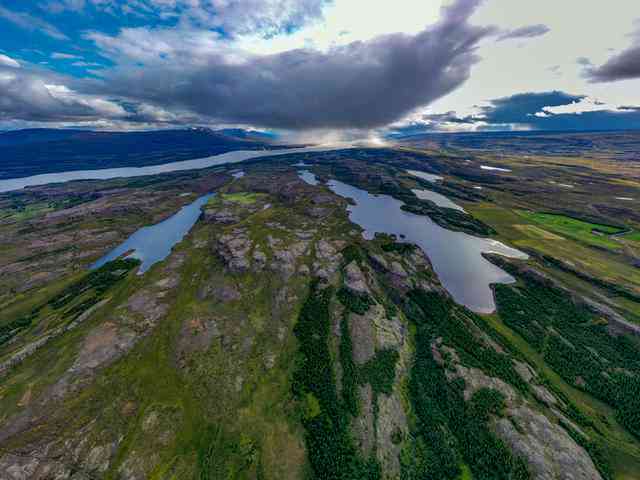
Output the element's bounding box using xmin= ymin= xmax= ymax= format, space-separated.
xmin=517 ymin=211 xmax=625 ymax=249
xmin=220 ymin=192 xmax=264 ymax=205
xmin=0 ymin=202 xmax=55 ymax=221
xmin=621 ymin=231 xmax=640 ymax=242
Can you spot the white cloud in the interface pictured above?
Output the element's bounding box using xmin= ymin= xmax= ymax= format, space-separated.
xmin=84 ymin=27 xmax=228 ymax=65
xmin=0 ymin=54 xmax=21 ymax=68
xmin=44 ymin=0 xmax=327 ymax=37
xmin=539 ymin=97 xmax=623 ymax=115
xmin=51 ymin=52 xmax=83 ymax=60
xmin=0 ymin=5 xmax=68 ymax=40
xmin=236 ymin=0 xmax=442 ymax=54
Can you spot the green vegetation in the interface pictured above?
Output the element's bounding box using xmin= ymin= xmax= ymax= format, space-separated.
xmin=292 ymin=281 xmax=380 ymax=479
xmin=517 ymin=211 xmax=624 ymax=249
xmin=469 ymin=202 xmax=640 ymax=317
xmin=340 ymin=244 xmax=367 ymax=265
xmin=621 ymin=231 xmax=640 ymax=242
xmin=402 ymin=289 xmax=530 ymax=480
xmin=561 ymin=421 xmax=613 ymax=480
xmin=340 ymin=312 xmax=359 ymax=417
xmin=2 ymin=145 xmax=640 ymax=478
xmin=358 ymin=348 xmax=399 ymax=395
xmin=49 ymin=258 xmax=139 ymax=310
xmin=196 ymin=426 xmax=262 ymax=480
xmin=0 ymin=259 xmax=138 ymax=347
xmin=337 ymin=287 xmax=374 ymax=315
xmin=535 ymin=253 xmax=640 ymax=304
xmin=0 ymin=309 xmax=40 ymax=346
xmin=0 ymin=201 xmax=54 ymax=221
xmin=494 ymin=273 xmax=640 ymax=441
xmin=380 ymin=241 xmax=415 ymax=255
xmin=221 ymin=192 xmax=263 ymax=205
xmin=409 ymin=290 xmax=528 ymax=394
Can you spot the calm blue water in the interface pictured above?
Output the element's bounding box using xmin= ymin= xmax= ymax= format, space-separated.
xmin=298 ymin=170 xmax=319 ymax=185
xmin=91 ymin=193 xmax=214 ymax=274
xmin=298 ymin=171 xmax=527 ymax=313
xmin=407 ymin=169 xmax=442 ymax=182
xmin=0 ymin=146 xmax=343 ymax=193
xmin=412 ymin=188 xmax=466 ymax=212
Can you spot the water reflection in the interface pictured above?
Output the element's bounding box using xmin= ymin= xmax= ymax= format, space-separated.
xmin=298 ymin=170 xmax=319 ymax=186
xmin=407 ymin=169 xmax=443 ymax=182
xmin=412 ymin=188 xmax=466 ymax=212
xmin=298 ymin=171 xmax=527 ymax=313
xmin=91 ymin=193 xmax=214 ymax=274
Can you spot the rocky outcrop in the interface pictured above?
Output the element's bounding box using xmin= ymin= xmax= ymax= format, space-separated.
xmin=376 ymin=391 xmax=407 ymax=478
xmin=312 ymin=240 xmax=343 ymax=281
xmin=433 ymin=341 xmax=602 ymax=480
xmin=344 ymin=261 xmax=370 ymax=294
xmin=352 ymin=384 xmax=375 ymax=457
xmin=215 ymin=231 xmax=252 ymax=273
xmin=349 ymin=306 xmax=381 ymax=365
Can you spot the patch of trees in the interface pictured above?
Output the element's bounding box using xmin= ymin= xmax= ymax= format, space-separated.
xmin=561 ymin=421 xmax=613 ymax=480
xmin=292 ymin=280 xmax=381 ymax=480
xmin=537 ymin=253 xmax=640 ymax=304
xmin=401 ymin=202 xmax=495 ymax=237
xmin=494 ymin=276 xmax=640 ymax=441
xmin=359 ymin=349 xmax=399 ymax=396
xmin=337 ymin=287 xmax=374 ymax=315
xmin=408 ymin=290 xmax=528 ymax=394
xmin=341 ymin=244 xmax=367 ymax=265
xmin=402 ymin=289 xmax=530 ymax=480
xmin=0 ymin=309 xmax=40 ymax=347
xmin=340 ymin=312 xmax=359 ymax=417
xmin=0 ymin=259 xmax=138 ymax=348
xmin=48 ymin=258 xmax=139 ymax=310
xmin=380 ymin=241 xmax=415 ymax=255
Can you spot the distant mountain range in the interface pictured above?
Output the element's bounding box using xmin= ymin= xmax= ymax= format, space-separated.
xmin=0 ymin=128 xmax=285 ymax=180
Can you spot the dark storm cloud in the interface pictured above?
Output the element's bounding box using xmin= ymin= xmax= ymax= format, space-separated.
xmin=392 ymin=91 xmax=640 ymax=133
xmin=422 ymin=111 xmax=475 ymax=124
xmin=497 ymin=24 xmax=550 ymax=42
xmin=586 ymin=45 xmax=640 ymax=82
xmin=478 ymin=91 xmax=640 ymax=130
xmin=586 ymin=24 xmax=640 ymax=82
xmin=476 ymin=91 xmax=585 ymax=124
xmin=80 ymin=0 xmax=494 ymax=130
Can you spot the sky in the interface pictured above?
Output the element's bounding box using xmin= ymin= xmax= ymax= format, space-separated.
xmin=0 ymin=0 xmax=640 ymax=138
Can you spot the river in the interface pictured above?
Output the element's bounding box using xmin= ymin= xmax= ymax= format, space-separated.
xmin=0 ymin=146 xmax=343 ymax=193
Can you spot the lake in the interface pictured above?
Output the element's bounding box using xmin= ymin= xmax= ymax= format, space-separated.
xmin=0 ymin=146 xmax=343 ymax=193
xmin=299 ymin=172 xmax=527 ymax=313
xmin=407 ymin=169 xmax=443 ymax=182
xmin=298 ymin=170 xmax=319 ymax=186
xmin=412 ymin=188 xmax=466 ymax=212
xmin=91 ymin=193 xmax=214 ymax=274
